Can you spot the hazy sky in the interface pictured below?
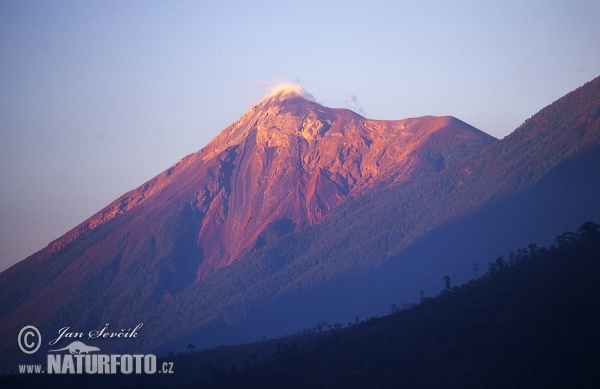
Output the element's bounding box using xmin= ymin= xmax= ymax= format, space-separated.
xmin=1 ymin=1 xmax=599 ymax=271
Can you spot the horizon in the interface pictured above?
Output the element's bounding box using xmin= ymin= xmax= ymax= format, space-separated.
xmin=1 ymin=1 xmax=600 ymax=271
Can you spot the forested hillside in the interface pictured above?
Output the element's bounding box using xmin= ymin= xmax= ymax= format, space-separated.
xmin=186 ymin=221 xmax=600 ymax=388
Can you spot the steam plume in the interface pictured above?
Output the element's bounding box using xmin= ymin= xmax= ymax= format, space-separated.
xmin=247 ymin=80 xmax=316 ymax=104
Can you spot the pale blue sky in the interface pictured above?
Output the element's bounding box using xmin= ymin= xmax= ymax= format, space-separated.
xmin=1 ymin=0 xmax=599 ymax=271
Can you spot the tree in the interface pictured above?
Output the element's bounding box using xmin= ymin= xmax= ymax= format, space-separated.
xmin=555 ymin=231 xmax=576 ymax=247
xmin=495 ymin=255 xmax=505 ymax=269
xmin=528 ymin=243 xmax=539 ymax=258
xmin=187 ymin=343 xmax=196 ymax=353
xmin=443 ymin=275 xmax=451 ymax=291
xmin=488 ymin=256 xmax=506 ymax=275
xmin=577 ymin=221 xmax=600 ymax=239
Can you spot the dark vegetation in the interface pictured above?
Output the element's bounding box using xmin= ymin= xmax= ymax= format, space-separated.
xmin=3 ymin=221 xmax=598 ymax=388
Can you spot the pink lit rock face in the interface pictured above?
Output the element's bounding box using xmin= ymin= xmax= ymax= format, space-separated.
xmin=37 ymin=87 xmax=495 ymax=280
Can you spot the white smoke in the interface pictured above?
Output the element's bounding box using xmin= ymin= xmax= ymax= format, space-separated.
xmin=264 ymin=83 xmax=315 ymax=102
xmin=246 ymin=80 xmax=316 ymax=104
xmin=345 ymin=95 xmax=366 ymax=116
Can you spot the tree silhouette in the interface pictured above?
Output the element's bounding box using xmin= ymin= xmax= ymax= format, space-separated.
xmin=495 ymin=255 xmax=505 ymax=269
xmin=555 ymin=231 xmax=576 ymax=247
xmin=577 ymin=221 xmax=600 ymax=238
xmin=443 ymin=275 xmax=451 ymax=291
xmin=528 ymin=243 xmax=539 ymax=258
xmin=508 ymin=251 xmax=516 ymax=265
xmin=187 ymin=343 xmax=196 ymax=353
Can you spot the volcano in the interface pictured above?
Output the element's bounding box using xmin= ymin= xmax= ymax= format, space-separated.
xmin=1 ymin=78 xmax=599 ymax=371
xmin=18 ymin=86 xmax=494 ymax=283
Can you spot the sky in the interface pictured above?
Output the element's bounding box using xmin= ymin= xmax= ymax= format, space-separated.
xmin=1 ymin=0 xmax=599 ymax=272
